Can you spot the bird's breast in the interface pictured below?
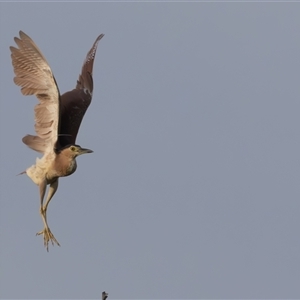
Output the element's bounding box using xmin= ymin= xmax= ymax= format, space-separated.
xmin=64 ymin=159 xmax=77 ymax=176
xmin=48 ymin=157 xmax=77 ymax=179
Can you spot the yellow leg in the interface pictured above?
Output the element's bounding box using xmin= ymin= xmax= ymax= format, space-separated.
xmin=36 ymin=179 xmax=60 ymax=251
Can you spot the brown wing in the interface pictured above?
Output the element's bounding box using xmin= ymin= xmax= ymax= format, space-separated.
xmin=10 ymin=31 xmax=61 ymax=154
xmin=58 ymin=34 xmax=104 ymax=148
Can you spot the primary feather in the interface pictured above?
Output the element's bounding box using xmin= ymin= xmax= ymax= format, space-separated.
xmin=10 ymin=31 xmax=60 ymax=154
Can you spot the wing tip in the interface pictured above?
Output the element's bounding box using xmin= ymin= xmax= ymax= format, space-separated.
xmin=97 ymin=33 xmax=105 ymax=41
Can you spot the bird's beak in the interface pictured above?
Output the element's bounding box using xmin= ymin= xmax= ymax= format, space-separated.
xmin=78 ymin=148 xmax=93 ymax=155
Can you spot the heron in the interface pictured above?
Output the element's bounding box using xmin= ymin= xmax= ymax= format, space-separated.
xmin=10 ymin=31 xmax=104 ymax=251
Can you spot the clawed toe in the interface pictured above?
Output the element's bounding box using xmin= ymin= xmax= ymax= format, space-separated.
xmin=36 ymin=227 xmax=60 ymax=251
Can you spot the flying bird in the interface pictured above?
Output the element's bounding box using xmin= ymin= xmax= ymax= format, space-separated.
xmin=102 ymin=291 xmax=108 ymax=300
xmin=10 ymin=31 xmax=104 ymax=251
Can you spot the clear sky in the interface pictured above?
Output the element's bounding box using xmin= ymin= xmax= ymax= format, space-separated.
xmin=0 ymin=2 xmax=300 ymax=299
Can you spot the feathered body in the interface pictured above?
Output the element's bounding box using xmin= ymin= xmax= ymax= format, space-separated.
xmin=26 ymin=150 xmax=77 ymax=185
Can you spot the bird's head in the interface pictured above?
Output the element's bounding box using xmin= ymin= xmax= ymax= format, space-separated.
xmin=60 ymin=144 xmax=93 ymax=158
xmin=102 ymin=291 xmax=108 ymax=300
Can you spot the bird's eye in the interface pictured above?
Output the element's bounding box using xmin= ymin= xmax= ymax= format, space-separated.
xmin=70 ymin=146 xmax=76 ymax=151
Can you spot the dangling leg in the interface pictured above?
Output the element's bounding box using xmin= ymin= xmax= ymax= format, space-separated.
xmin=36 ymin=179 xmax=60 ymax=251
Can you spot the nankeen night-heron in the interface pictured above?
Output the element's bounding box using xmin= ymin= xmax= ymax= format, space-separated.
xmin=10 ymin=31 xmax=104 ymax=251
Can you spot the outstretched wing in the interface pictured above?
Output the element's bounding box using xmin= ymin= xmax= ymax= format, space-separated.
xmin=10 ymin=31 xmax=60 ymax=154
xmin=58 ymin=34 xmax=104 ymax=148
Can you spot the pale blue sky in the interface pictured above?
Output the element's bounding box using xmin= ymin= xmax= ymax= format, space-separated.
xmin=0 ymin=2 xmax=300 ymax=299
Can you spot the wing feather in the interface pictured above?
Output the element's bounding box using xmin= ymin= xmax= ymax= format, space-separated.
xmin=58 ymin=34 xmax=104 ymax=147
xmin=76 ymin=34 xmax=104 ymax=95
xmin=10 ymin=31 xmax=60 ymax=153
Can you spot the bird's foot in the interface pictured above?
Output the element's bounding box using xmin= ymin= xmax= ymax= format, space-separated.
xmin=36 ymin=227 xmax=60 ymax=251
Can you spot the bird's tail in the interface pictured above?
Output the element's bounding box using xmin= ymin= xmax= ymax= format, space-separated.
xmin=17 ymin=170 xmax=26 ymax=176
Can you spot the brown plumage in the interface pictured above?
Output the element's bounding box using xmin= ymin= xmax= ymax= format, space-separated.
xmin=10 ymin=31 xmax=104 ymax=251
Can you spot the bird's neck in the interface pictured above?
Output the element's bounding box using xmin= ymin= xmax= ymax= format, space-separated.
xmin=54 ymin=155 xmax=77 ymax=177
xmin=66 ymin=158 xmax=77 ymax=176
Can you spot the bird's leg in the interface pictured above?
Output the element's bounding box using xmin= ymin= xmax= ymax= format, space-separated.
xmin=36 ymin=179 xmax=60 ymax=251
